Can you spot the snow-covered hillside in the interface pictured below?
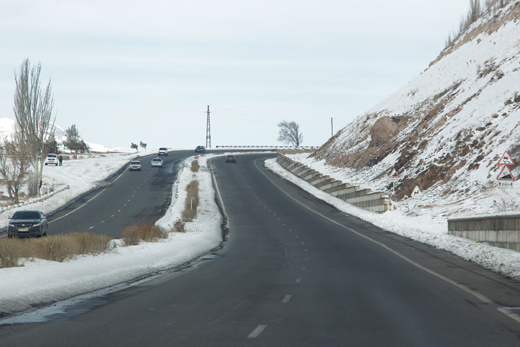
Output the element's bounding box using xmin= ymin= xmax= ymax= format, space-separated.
xmin=305 ymin=1 xmax=520 ymax=219
xmin=0 ymin=118 xmax=117 ymax=153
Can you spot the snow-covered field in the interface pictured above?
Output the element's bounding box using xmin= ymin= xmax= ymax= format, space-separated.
xmin=2 ymin=151 xmax=520 ymax=322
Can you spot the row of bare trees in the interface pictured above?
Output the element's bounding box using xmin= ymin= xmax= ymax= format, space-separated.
xmin=130 ymin=141 xmax=147 ymax=152
xmin=445 ymin=0 xmax=513 ymax=47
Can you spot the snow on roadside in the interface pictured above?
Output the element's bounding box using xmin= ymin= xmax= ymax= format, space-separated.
xmin=264 ymin=158 xmax=520 ymax=281
xmin=0 ymin=154 xmax=223 ymax=317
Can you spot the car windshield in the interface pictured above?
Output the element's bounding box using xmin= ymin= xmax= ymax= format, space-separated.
xmin=153 ymin=159 xmax=161 ymax=162
xmin=47 ymin=154 xmax=56 ymax=158
xmin=12 ymin=211 xmax=40 ymax=219
xmin=159 ymin=148 xmax=167 ymax=150
xmin=131 ymin=161 xmax=140 ymax=164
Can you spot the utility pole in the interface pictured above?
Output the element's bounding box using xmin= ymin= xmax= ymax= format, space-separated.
xmin=331 ymin=117 xmax=333 ymax=137
xmin=206 ymin=105 xmax=211 ymax=148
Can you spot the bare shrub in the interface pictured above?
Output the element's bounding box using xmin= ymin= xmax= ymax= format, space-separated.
xmin=182 ymin=180 xmax=199 ymax=221
xmin=121 ymin=225 xmax=141 ymax=246
xmin=68 ymin=232 xmax=113 ymax=255
xmin=121 ymin=222 xmax=168 ymax=246
xmin=172 ymin=219 xmax=186 ymax=233
xmin=191 ymin=160 xmax=200 ymax=173
xmin=0 ymin=238 xmax=23 ymax=268
xmin=0 ymin=233 xmax=113 ymax=266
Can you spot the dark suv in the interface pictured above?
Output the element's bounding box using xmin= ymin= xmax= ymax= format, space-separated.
xmin=8 ymin=210 xmax=48 ymax=238
xmin=226 ymin=155 xmax=236 ymax=163
xmin=195 ymin=146 xmax=206 ymax=153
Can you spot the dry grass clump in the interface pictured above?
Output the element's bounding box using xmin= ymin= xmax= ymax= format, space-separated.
xmin=191 ymin=160 xmax=200 ymax=172
xmin=0 ymin=238 xmax=23 ymax=267
xmin=121 ymin=222 xmax=168 ymax=246
xmin=0 ymin=233 xmax=113 ymax=268
xmin=171 ymin=219 xmax=186 ymax=233
xmin=182 ymin=180 xmax=199 ymax=221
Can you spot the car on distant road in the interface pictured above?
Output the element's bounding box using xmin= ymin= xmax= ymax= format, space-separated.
xmin=8 ymin=210 xmax=48 ymax=238
xmin=44 ymin=153 xmax=59 ymax=166
xmin=129 ymin=160 xmax=142 ymax=171
xmin=151 ymin=157 xmax=163 ymax=167
xmin=158 ymin=147 xmax=168 ymax=156
xmin=195 ymin=146 xmax=206 ymax=153
xmin=226 ymin=155 xmax=236 ymax=163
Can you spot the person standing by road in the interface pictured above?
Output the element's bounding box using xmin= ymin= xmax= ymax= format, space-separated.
xmin=59 ymin=155 xmax=63 ymax=166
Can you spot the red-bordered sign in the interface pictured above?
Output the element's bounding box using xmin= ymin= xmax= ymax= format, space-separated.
xmin=497 ymin=166 xmax=515 ymax=181
xmin=389 ymin=168 xmax=399 ymax=179
xmin=498 ymin=151 xmax=514 ymax=166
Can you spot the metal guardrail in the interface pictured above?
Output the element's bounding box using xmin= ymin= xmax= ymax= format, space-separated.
xmin=215 ymin=145 xmax=320 ymax=149
xmin=0 ymin=185 xmax=71 ymax=214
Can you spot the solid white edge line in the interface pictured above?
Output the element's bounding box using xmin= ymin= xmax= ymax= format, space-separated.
xmin=253 ymin=158 xmax=520 ymax=325
xmin=49 ymin=163 xmax=128 ymax=224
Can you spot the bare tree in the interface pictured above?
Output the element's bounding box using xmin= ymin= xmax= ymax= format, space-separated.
xmin=277 ymin=120 xmax=303 ymax=147
xmin=139 ymin=141 xmax=147 ymax=152
xmin=13 ymin=58 xmax=55 ymax=196
xmin=130 ymin=142 xmax=139 ymax=152
xmin=0 ymin=131 xmax=31 ymax=204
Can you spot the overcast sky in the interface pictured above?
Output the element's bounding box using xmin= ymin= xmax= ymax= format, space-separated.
xmin=0 ymin=0 xmax=469 ymax=149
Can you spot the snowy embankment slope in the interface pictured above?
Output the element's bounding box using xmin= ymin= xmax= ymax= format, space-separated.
xmin=311 ymin=2 xmax=520 ymax=219
xmin=0 ymin=154 xmax=223 ymax=317
xmin=264 ymin=158 xmax=520 ymax=282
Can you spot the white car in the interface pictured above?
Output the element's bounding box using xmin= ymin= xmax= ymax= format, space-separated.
xmin=158 ymin=147 xmax=168 ymax=156
xmin=44 ymin=153 xmax=59 ymax=166
xmin=151 ymin=157 xmax=163 ymax=167
xmin=129 ymin=160 xmax=142 ymax=171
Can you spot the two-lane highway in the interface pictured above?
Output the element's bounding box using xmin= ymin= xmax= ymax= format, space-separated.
xmin=2 ymin=153 xmax=520 ymax=346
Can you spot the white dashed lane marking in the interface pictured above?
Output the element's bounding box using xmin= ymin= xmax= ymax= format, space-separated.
xmin=248 ymin=325 xmax=267 ymax=339
xmin=282 ymin=295 xmax=292 ymax=303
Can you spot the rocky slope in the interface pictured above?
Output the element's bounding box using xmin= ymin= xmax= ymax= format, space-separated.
xmin=303 ymin=1 xmax=520 ymax=217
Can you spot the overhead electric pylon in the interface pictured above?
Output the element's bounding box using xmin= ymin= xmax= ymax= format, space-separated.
xmin=206 ymin=105 xmax=211 ymax=148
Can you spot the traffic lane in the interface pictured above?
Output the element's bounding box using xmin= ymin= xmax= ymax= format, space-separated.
xmin=213 ymin=154 xmax=520 ymax=345
xmin=254 ymin=156 xmax=520 ymax=310
xmin=47 ymin=152 xmax=187 ymax=238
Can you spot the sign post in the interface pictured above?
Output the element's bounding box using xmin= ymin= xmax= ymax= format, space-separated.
xmin=388 ymin=168 xmax=399 ymax=195
xmin=496 ymin=150 xmax=515 ymax=188
xmin=411 ymin=185 xmax=423 ymax=199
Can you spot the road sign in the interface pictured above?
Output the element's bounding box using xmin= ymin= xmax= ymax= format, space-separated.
xmin=497 ymin=165 xmax=515 ymax=181
xmin=498 ymin=151 xmax=514 ymax=165
xmin=411 ymin=185 xmax=423 ymax=199
xmin=389 ymin=168 xmax=399 ymax=181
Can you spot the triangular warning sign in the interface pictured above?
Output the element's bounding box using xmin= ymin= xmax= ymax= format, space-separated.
xmin=498 ymin=151 xmax=514 ymax=165
xmin=389 ymin=168 xmax=399 ymax=178
xmin=497 ymin=166 xmax=515 ymax=181
xmin=411 ymin=185 xmax=423 ymax=198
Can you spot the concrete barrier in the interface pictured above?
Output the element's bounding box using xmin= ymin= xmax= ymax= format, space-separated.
xmin=276 ymin=153 xmax=395 ymax=213
xmin=448 ymin=214 xmax=520 ymax=251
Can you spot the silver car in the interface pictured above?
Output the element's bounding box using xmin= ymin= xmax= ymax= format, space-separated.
xmin=151 ymin=157 xmax=163 ymax=167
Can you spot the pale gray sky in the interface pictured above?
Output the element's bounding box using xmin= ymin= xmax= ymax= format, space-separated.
xmin=0 ymin=0 xmax=469 ymax=149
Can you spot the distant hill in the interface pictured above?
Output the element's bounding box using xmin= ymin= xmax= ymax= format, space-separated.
xmin=308 ymin=1 xmax=520 ymax=216
xmin=0 ymin=118 xmax=117 ymax=153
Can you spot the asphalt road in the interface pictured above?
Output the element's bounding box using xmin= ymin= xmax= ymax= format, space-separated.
xmin=2 ymin=153 xmax=520 ymax=346
xmin=46 ymin=151 xmax=188 ymax=238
